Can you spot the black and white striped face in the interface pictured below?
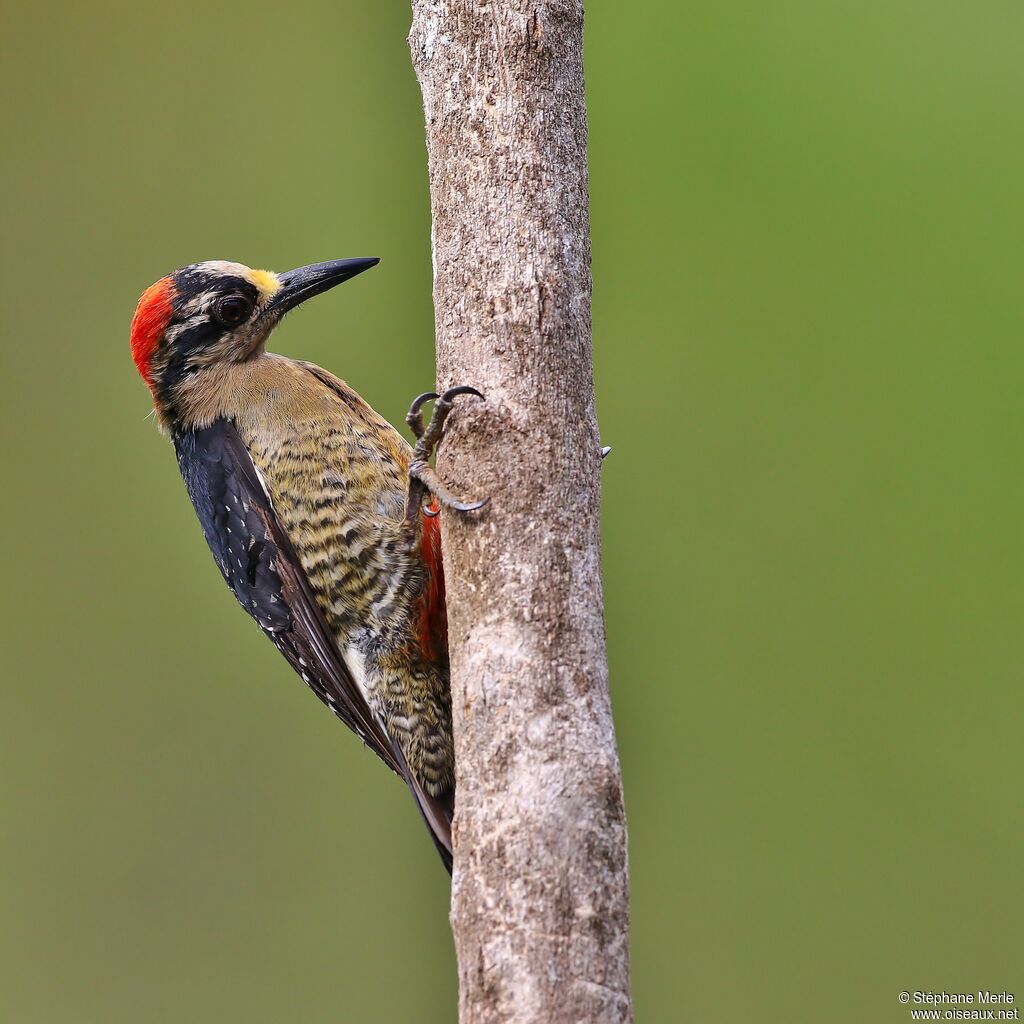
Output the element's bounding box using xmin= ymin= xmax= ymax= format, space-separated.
xmin=146 ymin=261 xmax=282 ymax=400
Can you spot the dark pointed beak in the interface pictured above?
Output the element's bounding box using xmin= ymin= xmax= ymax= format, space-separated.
xmin=266 ymin=257 xmax=380 ymax=317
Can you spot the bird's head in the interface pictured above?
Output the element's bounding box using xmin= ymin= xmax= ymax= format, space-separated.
xmin=130 ymin=257 xmax=378 ymax=410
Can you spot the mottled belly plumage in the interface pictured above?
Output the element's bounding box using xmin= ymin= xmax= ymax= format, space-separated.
xmin=242 ymin=412 xmax=454 ymax=795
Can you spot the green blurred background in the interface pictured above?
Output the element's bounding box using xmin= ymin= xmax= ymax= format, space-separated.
xmin=2 ymin=2 xmax=1021 ymax=1021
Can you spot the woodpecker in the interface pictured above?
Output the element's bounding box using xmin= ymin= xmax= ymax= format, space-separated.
xmin=129 ymin=258 xmax=486 ymax=872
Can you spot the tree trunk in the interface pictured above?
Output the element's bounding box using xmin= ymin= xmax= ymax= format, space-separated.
xmin=408 ymin=4 xmax=632 ymax=1022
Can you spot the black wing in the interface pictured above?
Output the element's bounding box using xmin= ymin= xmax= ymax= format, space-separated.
xmin=173 ymin=419 xmax=453 ymax=872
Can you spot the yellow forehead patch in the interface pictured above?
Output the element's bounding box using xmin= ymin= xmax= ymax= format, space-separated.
xmin=245 ymin=268 xmax=281 ymax=302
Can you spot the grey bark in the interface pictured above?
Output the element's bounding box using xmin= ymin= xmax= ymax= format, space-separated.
xmin=408 ymin=4 xmax=632 ymax=1023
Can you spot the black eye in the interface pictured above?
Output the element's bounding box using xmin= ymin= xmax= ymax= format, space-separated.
xmin=214 ymin=295 xmax=252 ymax=327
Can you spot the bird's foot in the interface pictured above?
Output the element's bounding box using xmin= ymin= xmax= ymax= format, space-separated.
xmin=410 ymin=462 xmax=488 ymax=517
xmin=405 ymin=391 xmax=439 ymax=440
xmin=405 ymin=386 xmax=489 ymax=522
xmin=406 ymin=386 xmax=482 ymax=453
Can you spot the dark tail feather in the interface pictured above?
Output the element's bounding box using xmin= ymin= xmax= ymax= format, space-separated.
xmin=390 ymin=739 xmax=454 ymax=875
xmin=414 ymin=786 xmax=454 ymax=875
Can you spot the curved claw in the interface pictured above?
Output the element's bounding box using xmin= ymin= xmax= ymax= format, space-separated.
xmin=406 ymin=391 xmax=441 ymax=440
xmin=410 ymin=462 xmax=489 ymax=518
xmin=439 ymin=385 xmax=484 ymax=404
xmin=408 ymin=391 xmax=440 ymax=417
xmin=601 ymin=445 xmax=612 ymax=460
xmin=423 ymin=496 xmax=488 ymax=517
xmin=450 ymin=496 xmax=490 ymax=513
